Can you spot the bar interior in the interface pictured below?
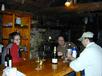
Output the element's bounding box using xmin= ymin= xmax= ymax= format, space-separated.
xmin=0 ymin=0 xmax=102 ymax=76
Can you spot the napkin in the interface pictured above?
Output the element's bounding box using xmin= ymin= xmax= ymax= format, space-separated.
xmin=2 ymin=67 xmax=26 ymax=76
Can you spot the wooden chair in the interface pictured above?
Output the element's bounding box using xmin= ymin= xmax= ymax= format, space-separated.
xmin=64 ymin=71 xmax=81 ymax=76
xmin=76 ymin=72 xmax=81 ymax=76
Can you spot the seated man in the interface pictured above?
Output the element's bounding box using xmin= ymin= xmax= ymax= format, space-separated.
xmin=57 ymin=35 xmax=77 ymax=61
xmin=70 ymin=31 xmax=102 ymax=76
xmin=57 ymin=35 xmax=77 ymax=76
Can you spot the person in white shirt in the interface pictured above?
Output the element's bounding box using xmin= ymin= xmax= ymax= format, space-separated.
xmin=69 ymin=31 xmax=102 ymax=76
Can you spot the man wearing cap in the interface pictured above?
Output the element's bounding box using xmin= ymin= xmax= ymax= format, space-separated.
xmin=69 ymin=31 xmax=102 ymax=76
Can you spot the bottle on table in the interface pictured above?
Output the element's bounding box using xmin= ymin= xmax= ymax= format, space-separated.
xmin=5 ymin=48 xmax=12 ymax=68
xmin=67 ymin=43 xmax=72 ymax=58
xmin=72 ymin=47 xmax=77 ymax=58
xmin=52 ymin=46 xmax=58 ymax=64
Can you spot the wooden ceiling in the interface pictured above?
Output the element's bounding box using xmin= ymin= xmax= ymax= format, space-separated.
xmin=1 ymin=0 xmax=102 ymax=30
xmin=0 ymin=0 xmax=102 ymax=15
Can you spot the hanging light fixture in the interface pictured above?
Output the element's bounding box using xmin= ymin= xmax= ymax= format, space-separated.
xmin=1 ymin=3 xmax=5 ymax=11
xmin=84 ymin=17 xmax=88 ymax=24
xmin=65 ymin=0 xmax=72 ymax=7
xmin=65 ymin=0 xmax=77 ymax=7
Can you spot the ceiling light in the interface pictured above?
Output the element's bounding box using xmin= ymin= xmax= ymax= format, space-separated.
xmin=65 ymin=0 xmax=77 ymax=7
xmin=65 ymin=0 xmax=72 ymax=7
xmin=84 ymin=17 xmax=88 ymax=24
xmin=1 ymin=3 xmax=5 ymax=11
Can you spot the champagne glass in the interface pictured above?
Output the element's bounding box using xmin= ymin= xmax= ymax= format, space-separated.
xmin=42 ymin=51 xmax=46 ymax=61
xmin=35 ymin=57 xmax=43 ymax=71
xmin=21 ymin=48 xmax=26 ymax=61
xmin=35 ymin=52 xmax=43 ymax=71
xmin=35 ymin=51 xmax=40 ymax=63
xmin=19 ymin=48 xmax=25 ymax=61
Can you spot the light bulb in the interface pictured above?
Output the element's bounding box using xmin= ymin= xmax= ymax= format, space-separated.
xmin=49 ymin=36 xmax=52 ymax=40
xmin=65 ymin=1 xmax=71 ymax=7
xmin=1 ymin=4 xmax=5 ymax=11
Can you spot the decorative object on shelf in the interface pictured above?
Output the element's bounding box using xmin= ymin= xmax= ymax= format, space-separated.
xmin=15 ymin=17 xmax=21 ymax=25
xmin=1 ymin=3 xmax=5 ymax=11
xmin=3 ymin=23 xmax=13 ymax=27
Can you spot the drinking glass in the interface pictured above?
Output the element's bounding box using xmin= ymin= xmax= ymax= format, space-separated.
xmin=42 ymin=51 xmax=46 ymax=61
xmin=35 ymin=57 xmax=43 ymax=71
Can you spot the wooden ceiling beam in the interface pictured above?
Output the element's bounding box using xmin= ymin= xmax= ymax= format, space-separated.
xmin=35 ymin=2 xmax=102 ymax=15
xmin=74 ymin=1 xmax=102 ymax=12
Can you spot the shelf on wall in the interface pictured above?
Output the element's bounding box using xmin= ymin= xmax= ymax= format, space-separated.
xmin=3 ymin=26 xmax=12 ymax=28
xmin=2 ymin=38 xmax=8 ymax=40
xmin=15 ymin=24 xmax=28 ymax=28
xmin=21 ymin=38 xmax=28 ymax=40
xmin=1 ymin=11 xmax=31 ymax=59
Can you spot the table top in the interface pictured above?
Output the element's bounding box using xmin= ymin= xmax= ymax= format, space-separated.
xmin=0 ymin=59 xmax=80 ymax=76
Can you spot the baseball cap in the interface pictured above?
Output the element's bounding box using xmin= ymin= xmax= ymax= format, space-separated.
xmin=78 ymin=32 xmax=94 ymax=41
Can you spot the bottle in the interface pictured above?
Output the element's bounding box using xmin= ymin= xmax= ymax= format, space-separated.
xmin=48 ymin=36 xmax=53 ymax=45
xmin=47 ymin=36 xmax=53 ymax=58
xmin=52 ymin=46 xmax=58 ymax=64
xmin=5 ymin=48 xmax=12 ymax=68
xmin=4 ymin=56 xmax=7 ymax=67
xmin=72 ymin=47 xmax=77 ymax=58
xmin=67 ymin=43 xmax=72 ymax=58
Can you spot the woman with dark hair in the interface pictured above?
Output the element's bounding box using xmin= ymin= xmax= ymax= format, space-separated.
xmin=9 ymin=32 xmax=21 ymax=65
xmin=2 ymin=32 xmax=22 ymax=65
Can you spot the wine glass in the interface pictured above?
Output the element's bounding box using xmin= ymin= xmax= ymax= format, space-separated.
xmin=42 ymin=51 xmax=46 ymax=61
xmin=20 ymin=48 xmax=26 ymax=61
xmin=35 ymin=57 xmax=43 ymax=71
xmin=35 ymin=51 xmax=39 ymax=63
xmin=35 ymin=52 xmax=43 ymax=71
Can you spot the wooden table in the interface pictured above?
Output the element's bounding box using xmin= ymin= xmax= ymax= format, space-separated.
xmin=0 ymin=59 xmax=80 ymax=76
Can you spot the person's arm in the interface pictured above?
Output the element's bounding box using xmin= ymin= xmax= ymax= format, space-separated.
xmin=68 ymin=56 xmax=76 ymax=61
xmin=57 ymin=46 xmax=63 ymax=57
xmin=10 ymin=43 xmax=21 ymax=64
xmin=66 ymin=42 xmax=77 ymax=60
xmin=69 ymin=48 xmax=90 ymax=72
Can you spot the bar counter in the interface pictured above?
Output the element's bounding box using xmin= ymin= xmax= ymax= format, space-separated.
xmin=0 ymin=59 xmax=80 ymax=76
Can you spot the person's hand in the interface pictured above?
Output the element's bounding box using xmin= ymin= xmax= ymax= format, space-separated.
xmin=57 ymin=51 xmax=63 ymax=56
xmin=63 ymin=57 xmax=68 ymax=63
xmin=67 ymin=56 xmax=75 ymax=61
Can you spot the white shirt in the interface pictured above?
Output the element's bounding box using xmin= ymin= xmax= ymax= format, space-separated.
xmin=70 ymin=42 xmax=102 ymax=76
